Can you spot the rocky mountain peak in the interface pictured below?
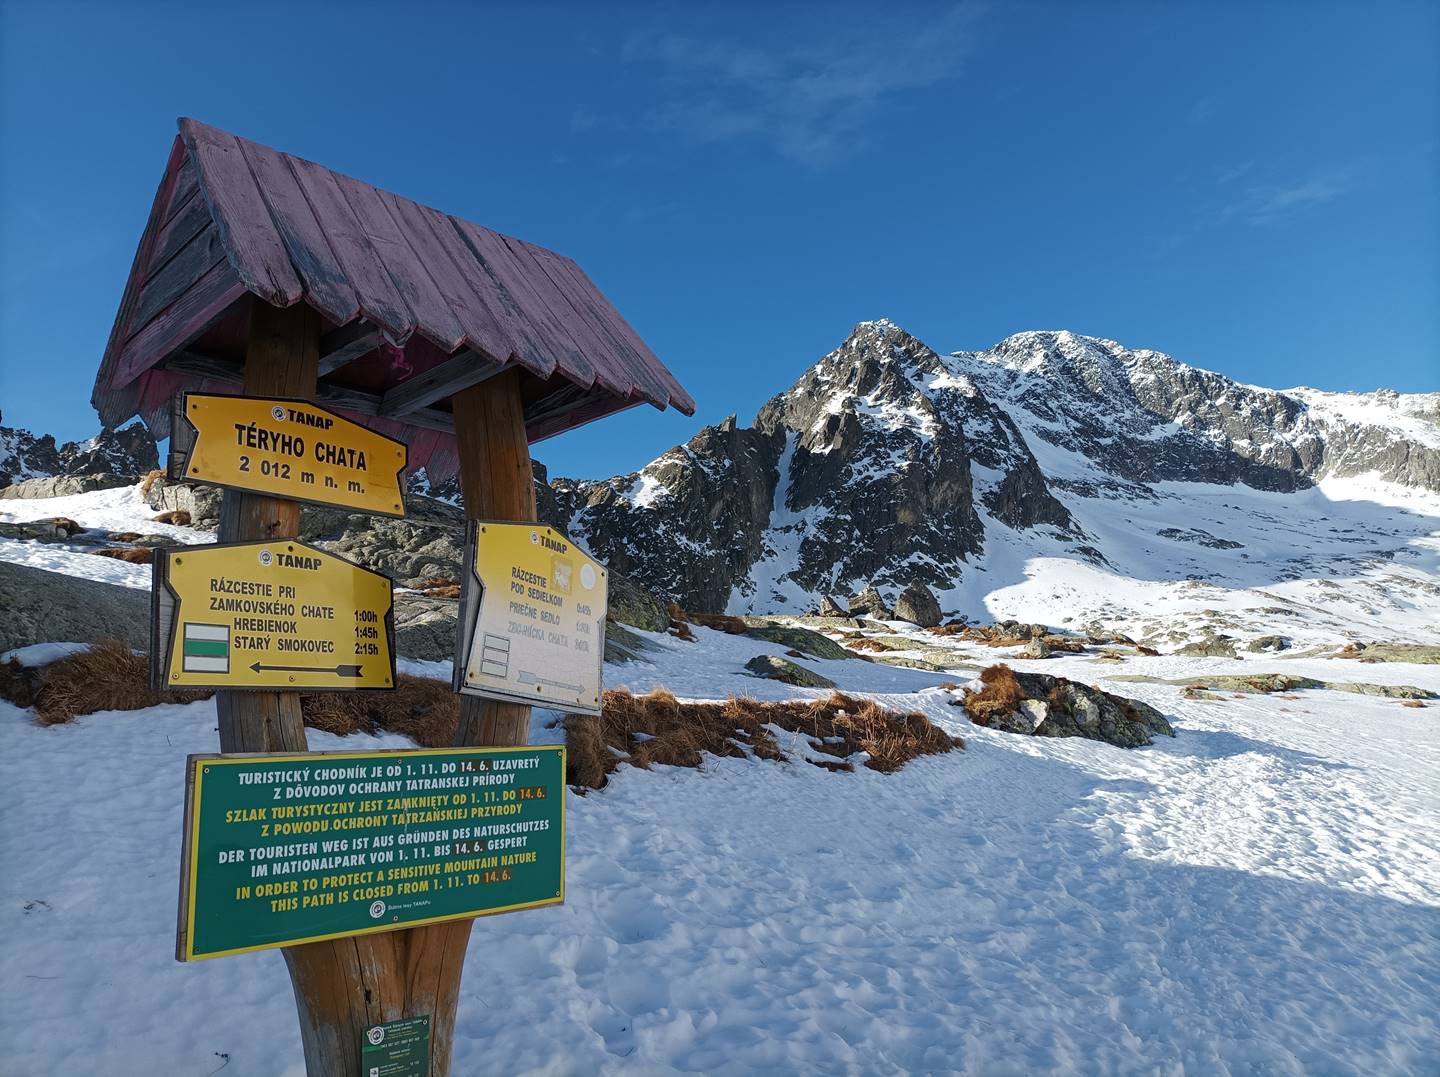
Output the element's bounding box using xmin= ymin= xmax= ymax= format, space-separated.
xmin=0 ymin=415 xmax=158 ymax=488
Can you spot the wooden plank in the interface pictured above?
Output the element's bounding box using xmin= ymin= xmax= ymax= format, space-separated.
xmin=422 ymin=209 xmax=558 ymax=379
xmin=236 ymin=135 xmax=359 ymax=326
xmin=130 ymin=223 xmax=228 ymax=333
xmin=335 ymin=173 xmax=467 ymax=353
xmin=531 ymin=248 xmax=677 ymax=410
xmin=543 ymin=249 xmax=693 ymax=412
xmin=318 ymin=320 xmax=378 ymax=375
xmin=286 ymin=153 xmax=414 ymax=342
xmin=147 ymin=186 xmax=212 ymax=279
xmin=94 ymin=136 xmax=187 ymax=419
xmin=378 ymin=350 xmax=506 ymax=417
xmin=528 ymin=394 xmax=639 ymax=444
xmin=179 ymin=118 xmax=303 ymax=306
xmin=381 ymin=192 xmax=514 ymax=365
xmin=165 ymin=350 xmax=457 ymax=433
xmin=452 ymin=220 xmax=589 ymax=386
xmin=164 ymin=157 xmax=199 ymax=225
xmin=114 ymin=259 xmax=246 ymax=387
xmin=502 ymin=237 xmax=631 ymax=397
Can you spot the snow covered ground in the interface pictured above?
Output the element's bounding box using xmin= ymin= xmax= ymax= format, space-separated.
xmin=2 ymin=625 xmax=1438 ymax=1075
xmin=2 ymin=483 xmax=1438 ymax=1074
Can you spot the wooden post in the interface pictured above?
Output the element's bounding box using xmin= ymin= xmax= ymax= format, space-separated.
xmin=220 ymin=303 xmax=538 ymax=1075
xmin=452 ymin=367 xmax=538 ymax=749
xmin=214 ymin=298 xmax=319 ymax=754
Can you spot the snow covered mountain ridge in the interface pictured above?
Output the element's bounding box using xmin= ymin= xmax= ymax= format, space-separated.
xmin=546 ymin=321 xmax=1440 ymax=643
xmin=0 ymin=414 xmax=157 ymax=486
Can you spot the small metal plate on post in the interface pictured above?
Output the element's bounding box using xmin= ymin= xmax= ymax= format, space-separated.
xmin=362 ymin=1015 xmax=430 ymax=1077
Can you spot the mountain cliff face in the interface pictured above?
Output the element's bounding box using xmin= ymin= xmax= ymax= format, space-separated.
xmin=544 ymin=322 xmax=1440 ymax=616
xmin=0 ymin=416 xmax=158 ymax=487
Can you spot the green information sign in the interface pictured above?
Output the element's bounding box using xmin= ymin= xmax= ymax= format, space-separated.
xmin=362 ymin=1015 xmax=430 ymax=1077
xmin=176 ymin=746 xmax=565 ymax=961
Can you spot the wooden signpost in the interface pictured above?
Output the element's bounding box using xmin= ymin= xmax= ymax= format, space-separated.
xmin=94 ymin=118 xmax=694 ymax=1077
xmin=152 ymin=539 xmax=396 ymax=691
xmin=456 ymin=521 xmax=608 ymax=714
xmin=169 ymin=392 xmax=408 ymax=516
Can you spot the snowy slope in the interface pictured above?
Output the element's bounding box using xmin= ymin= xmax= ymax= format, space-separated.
xmin=2 ymin=475 xmax=1439 ymax=1073
xmin=2 ymin=633 xmax=1438 ymax=1075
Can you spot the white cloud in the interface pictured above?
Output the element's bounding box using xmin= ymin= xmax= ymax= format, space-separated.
xmin=1221 ymin=167 xmax=1355 ymax=225
xmin=617 ymin=4 xmax=984 ymax=165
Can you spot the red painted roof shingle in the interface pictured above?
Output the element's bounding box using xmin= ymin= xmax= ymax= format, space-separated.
xmin=174 ymin=117 xmax=692 ymax=414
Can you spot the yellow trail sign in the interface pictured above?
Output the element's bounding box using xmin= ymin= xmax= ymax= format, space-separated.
xmin=456 ymin=522 xmax=608 ymax=714
xmin=169 ymin=392 xmax=408 ymax=517
xmin=152 ymin=540 xmax=396 ymax=691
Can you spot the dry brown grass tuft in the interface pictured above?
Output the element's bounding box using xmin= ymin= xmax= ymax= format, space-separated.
xmin=1400 ymin=699 xmax=1426 ymax=709
xmin=140 ymin=469 xmax=164 ymax=496
xmin=565 ymin=687 xmax=962 ymax=789
xmin=154 ymin=510 xmax=191 ymax=525
xmin=415 ymin=576 xmax=461 ymax=599
xmin=0 ymin=641 xmax=460 ymax=743
xmin=846 ymin=637 xmax=895 ymax=653
xmin=0 ymin=640 xmax=209 ymax=725
xmin=685 ymin=611 xmax=750 ymax=634
xmin=960 ymin=663 xmax=1025 ymax=726
xmin=926 ymin=623 xmax=967 ymax=637
xmin=50 ymin=517 xmax=83 ymax=536
xmin=90 ymin=546 xmax=154 ymax=564
xmin=302 ymin=678 xmax=459 ymax=745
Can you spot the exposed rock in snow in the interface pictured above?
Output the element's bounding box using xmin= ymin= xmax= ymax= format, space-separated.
xmin=0 ymin=415 xmax=157 ymax=487
xmin=894 ymin=581 xmax=942 ymax=627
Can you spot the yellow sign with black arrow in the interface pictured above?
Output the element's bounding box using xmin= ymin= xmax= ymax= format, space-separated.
xmin=169 ymin=392 xmax=408 ymax=517
xmin=151 ymin=539 xmax=396 ymax=691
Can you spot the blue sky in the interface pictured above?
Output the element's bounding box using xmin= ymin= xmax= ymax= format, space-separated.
xmin=2 ymin=1 xmax=1436 ymax=479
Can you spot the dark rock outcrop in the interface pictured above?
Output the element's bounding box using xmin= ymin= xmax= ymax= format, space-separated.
xmin=894 ymin=582 xmax=942 ymax=627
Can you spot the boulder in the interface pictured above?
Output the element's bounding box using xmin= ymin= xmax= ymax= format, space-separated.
xmin=1 ymin=473 xmax=135 ymax=499
xmin=142 ymin=476 xmax=223 ymax=529
xmin=743 ymin=654 xmax=837 ymax=689
xmin=302 ymin=507 xmax=465 ymax=588
xmin=847 ymin=585 xmax=894 ymax=620
xmin=893 ymin=582 xmax=941 ymax=627
xmin=0 ymin=520 xmax=92 ymax=542
xmin=961 ymin=668 xmax=1174 ymax=747
xmin=1021 ymin=636 xmax=1052 ymax=659
xmin=0 ymin=560 xmax=150 ymax=654
xmin=606 ymin=572 xmax=669 ymax=633
xmin=816 ymin=594 xmax=847 ymax=617
xmin=391 ymin=593 xmax=459 ymax=662
xmin=741 ymin=622 xmax=852 ymax=661
xmin=1245 ymin=635 xmax=1291 ymax=653
xmin=604 ymin=623 xmax=657 ymax=664
xmin=1176 ymin=635 xmax=1238 ymax=658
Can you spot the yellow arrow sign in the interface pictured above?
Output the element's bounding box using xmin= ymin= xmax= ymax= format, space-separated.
xmin=152 ymin=540 xmax=396 ymax=691
xmin=170 ymin=393 xmax=408 ymax=517
xmin=457 ymin=522 xmax=608 ymax=714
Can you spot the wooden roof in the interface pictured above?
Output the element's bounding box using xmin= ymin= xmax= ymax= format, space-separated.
xmin=92 ymin=118 xmax=693 ymax=483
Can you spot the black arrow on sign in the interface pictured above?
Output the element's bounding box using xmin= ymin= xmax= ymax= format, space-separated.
xmin=249 ymin=662 xmax=364 ymax=677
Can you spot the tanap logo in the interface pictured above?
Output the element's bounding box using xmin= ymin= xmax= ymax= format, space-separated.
xmin=366 ymin=1027 xmax=385 ymax=1046
xmin=258 ymin=549 xmax=273 ymax=567
xmin=529 ymin=530 xmax=539 ymax=544
xmin=369 ymin=900 xmax=386 ymax=919
xmin=271 ymin=405 xmax=286 ymax=421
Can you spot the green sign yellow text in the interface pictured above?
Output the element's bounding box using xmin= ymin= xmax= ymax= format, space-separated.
xmin=177 ymin=746 xmax=566 ymax=961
